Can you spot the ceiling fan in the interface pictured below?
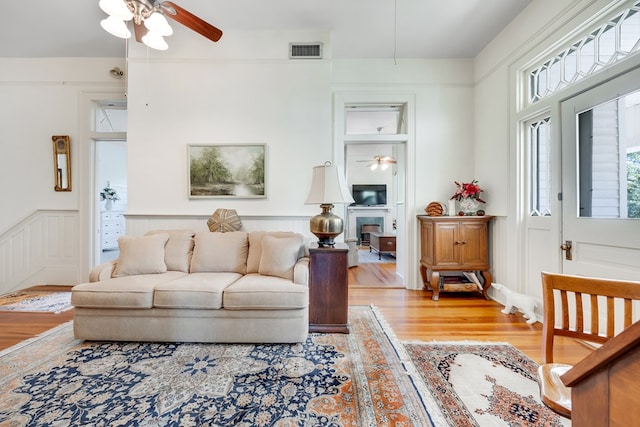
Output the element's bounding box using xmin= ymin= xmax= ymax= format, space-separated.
xmin=99 ymin=0 xmax=223 ymax=51
xmin=358 ymin=155 xmax=397 ymax=171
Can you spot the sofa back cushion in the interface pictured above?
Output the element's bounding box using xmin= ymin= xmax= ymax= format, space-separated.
xmin=113 ymin=233 xmax=170 ymax=277
xmin=258 ymin=235 xmax=305 ymax=280
xmin=190 ymin=231 xmax=248 ymax=274
xmin=145 ymin=229 xmax=195 ymax=272
xmin=247 ymin=231 xmax=305 ymax=274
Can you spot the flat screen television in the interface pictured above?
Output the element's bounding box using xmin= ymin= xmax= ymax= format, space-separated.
xmin=351 ymin=184 xmax=387 ymax=206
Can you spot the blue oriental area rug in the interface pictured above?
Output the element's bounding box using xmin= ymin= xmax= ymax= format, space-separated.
xmin=0 ymin=306 xmax=440 ymax=426
xmin=0 ymin=305 xmax=569 ymax=426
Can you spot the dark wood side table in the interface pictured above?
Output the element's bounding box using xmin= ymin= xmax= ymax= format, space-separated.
xmin=369 ymin=232 xmax=396 ymax=260
xmin=308 ymin=244 xmax=349 ymax=333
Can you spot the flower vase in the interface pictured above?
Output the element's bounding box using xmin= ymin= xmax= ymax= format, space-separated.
xmin=105 ymin=199 xmax=113 ymax=211
xmin=459 ymin=198 xmax=480 ymax=216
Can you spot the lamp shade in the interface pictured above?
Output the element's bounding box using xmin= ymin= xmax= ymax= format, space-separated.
xmin=100 ymin=16 xmax=132 ymax=39
xmin=145 ymin=12 xmax=174 ymax=36
xmin=142 ymin=31 xmax=169 ymax=50
xmin=99 ymin=0 xmax=134 ymax=21
xmin=305 ymin=162 xmax=354 ymax=205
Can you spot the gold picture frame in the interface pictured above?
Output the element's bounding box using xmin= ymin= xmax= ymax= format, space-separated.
xmin=52 ymin=135 xmax=71 ymax=191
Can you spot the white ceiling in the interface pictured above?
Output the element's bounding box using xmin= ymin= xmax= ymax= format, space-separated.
xmin=0 ymin=0 xmax=531 ymax=59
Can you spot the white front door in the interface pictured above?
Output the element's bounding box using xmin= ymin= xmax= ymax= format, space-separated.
xmin=560 ymin=68 xmax=640 ymax=280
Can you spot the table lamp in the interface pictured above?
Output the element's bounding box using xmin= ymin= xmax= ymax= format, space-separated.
xmin=305 ymin=161 xmax=354 ymax=247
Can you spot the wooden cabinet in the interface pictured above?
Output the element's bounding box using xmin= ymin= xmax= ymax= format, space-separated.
xmin=417 ymin=215 xmax=493 ymax=301
xmin=101 ymin=211 xmax=125 ymax=250
xmin=308 ymin=245 xmax=349 ymax=333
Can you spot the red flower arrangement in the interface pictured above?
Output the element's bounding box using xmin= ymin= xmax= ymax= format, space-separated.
xmin=450 ymin=180 xmax=485 ymax=203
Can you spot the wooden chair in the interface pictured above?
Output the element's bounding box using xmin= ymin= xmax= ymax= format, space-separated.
xmin=537 ymin=271 xmax=640 ymax=418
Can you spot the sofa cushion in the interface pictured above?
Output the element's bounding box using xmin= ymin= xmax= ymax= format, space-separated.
xmin=258 ymin=235 xmax=303 ymax=280
xmin=153 ymin=272 xmax=242 ymax=309
xmin=145 ymin=229 xmax=195 ymax=272
xmin=247 ymin=231 xmax=305 ymax=274
xmin=223 ymin=274 xmax=308 ymax=310
xmin=113 ymin=233 xmax=170 ymax=278
xmin=190 ymin=231 xmax=248 ymax=274
xmin=72 ymin=271 xmax=187 ymax=309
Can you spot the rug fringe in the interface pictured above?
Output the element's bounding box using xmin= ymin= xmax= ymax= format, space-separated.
xmin=403 ymin=339 xmax=512 ymax=345
xmin=368 ymin=305 xmax=451 ymax=427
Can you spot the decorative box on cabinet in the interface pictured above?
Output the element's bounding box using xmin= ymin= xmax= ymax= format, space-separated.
xmin=308 ymin=244 xmax=349 ymax=333
xmin=417 ymin=215 xmax=494 ymax=301
xmin=101 ymin=211 xmax=125 ymax=250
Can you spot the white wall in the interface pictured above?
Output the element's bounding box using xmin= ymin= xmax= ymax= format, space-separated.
xmin=473 ymin=0 xmax=619 ymax=296
xmin=0 ymin=58 xmax=126 ymax=233
xmin=125 ymin=32 xmax=332 ymax=219
xmin=1 ymin=3 xmax=609 ymax=291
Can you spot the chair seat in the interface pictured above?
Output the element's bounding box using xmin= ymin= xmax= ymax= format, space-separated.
xmin=537 ymin=363 xmax=573 ymax=418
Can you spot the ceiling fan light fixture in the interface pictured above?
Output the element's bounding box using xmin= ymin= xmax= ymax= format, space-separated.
xmin=144 ymin=12 xmax=173 ymax=36
xmin=99 ymin=0 xmax=133 ymax=21
xmin=142 ymin=31 xmax=169 ymax=50
xmin=381 ymin=163 xmax=389 ymax=171
xmin=370 ymin=163 xmax=378 ymax=171
xmin=101 ymin=16 xmax=132 ymax=39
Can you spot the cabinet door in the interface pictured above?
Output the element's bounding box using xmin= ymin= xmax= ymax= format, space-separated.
xmin=419 ymin=220 xmax=434 ymax=265
xmin=433 ymin=222 xmax=460 ymax=266
xmin=459 ymin=222 xmax=488 ymax=267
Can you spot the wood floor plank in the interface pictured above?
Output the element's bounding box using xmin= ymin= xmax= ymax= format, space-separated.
xmin=0 ymin=270 xmax=593 ymax=366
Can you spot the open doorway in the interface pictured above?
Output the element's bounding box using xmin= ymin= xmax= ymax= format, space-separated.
xmin=92 ymin=100 xmax=128 ymax=265
xmin=97 ymin=140 xmax=127 ymax=263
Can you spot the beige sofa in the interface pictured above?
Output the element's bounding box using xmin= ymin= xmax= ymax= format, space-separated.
xmin=72 ymin=230 xmax=310 ymax=343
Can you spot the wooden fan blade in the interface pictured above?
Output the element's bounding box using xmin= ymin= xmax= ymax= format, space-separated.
xmin=162 ymin=1 xmax=223 ymax=42
xmin=134 ymin=22 xmax=147 ymax=43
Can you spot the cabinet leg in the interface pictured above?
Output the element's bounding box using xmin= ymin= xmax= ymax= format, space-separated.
xmin=480 ymin=270 xmax=492 ymax=300
xmin=430 ymin=271 xmax=440 ymax=301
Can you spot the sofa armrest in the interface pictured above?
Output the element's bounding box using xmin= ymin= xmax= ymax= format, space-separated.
xmin=89 ymin=261 xmax=116 ymax=282
xmin=293 ymin=257 xmax=309 ymax=286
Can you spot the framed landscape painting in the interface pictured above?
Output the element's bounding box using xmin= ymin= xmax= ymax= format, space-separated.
xmin=188 ymin=144 xmax=266 ymax=198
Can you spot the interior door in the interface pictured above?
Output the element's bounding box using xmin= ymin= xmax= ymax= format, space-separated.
xmin=560 ymin=68 xmax=640 ymax=280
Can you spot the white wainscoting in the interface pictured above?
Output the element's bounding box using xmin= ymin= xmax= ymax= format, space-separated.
xmin=490 ymin=216 xmax=508 ymax=286
xmin=124 ymin=214 xmax=315 ymax=239
xmin=0 ymin=211 xmax=509 ymax=297
xmin=0 ymin=210 xmax=79 ymax=295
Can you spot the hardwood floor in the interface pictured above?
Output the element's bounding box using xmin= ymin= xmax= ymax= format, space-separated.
xmin=0 ymin=285 xmax=74 ymax=351
xmin=0 ymin=272 xmax=593 ymax=365
xmin=348 ymin=261 xmax=404 ymax=288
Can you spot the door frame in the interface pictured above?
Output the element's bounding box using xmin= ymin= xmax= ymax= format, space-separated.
xmin=333 ymin=92 xmax=416 ymax=289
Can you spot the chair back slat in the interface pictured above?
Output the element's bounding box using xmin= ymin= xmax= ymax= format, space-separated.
xmin=541 ymin=272 xmax=640 ymax=363
xmin=560 ymin=290 xmax=569 ymax=329
xmin=590 ymin=294 xmax=599 ymax=336
xmin=575 ymin=292 xmax=584 ymax=333
xmin=625 ymin=299 xmax=633 ymax=328
xmin=607 ymin=297 xmax=616 ymax=337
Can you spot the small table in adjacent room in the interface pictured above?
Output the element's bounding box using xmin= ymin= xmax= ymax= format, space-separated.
xmin=369 ymin=232 xmax=396 ymax=260
xmin=308 ymin=244 xmax=349 ymax=333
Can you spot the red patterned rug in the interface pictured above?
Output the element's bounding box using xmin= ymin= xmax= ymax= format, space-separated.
xmin=401 ymin=342 xmax=571 ymax=426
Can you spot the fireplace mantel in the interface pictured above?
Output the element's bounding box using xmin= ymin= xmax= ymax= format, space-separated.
xmin=346 ymin=206 xmax=394 ymax=240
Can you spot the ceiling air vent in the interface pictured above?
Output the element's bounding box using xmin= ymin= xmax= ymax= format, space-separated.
xmin=289 ymin=42 xmax=323 ymax=59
